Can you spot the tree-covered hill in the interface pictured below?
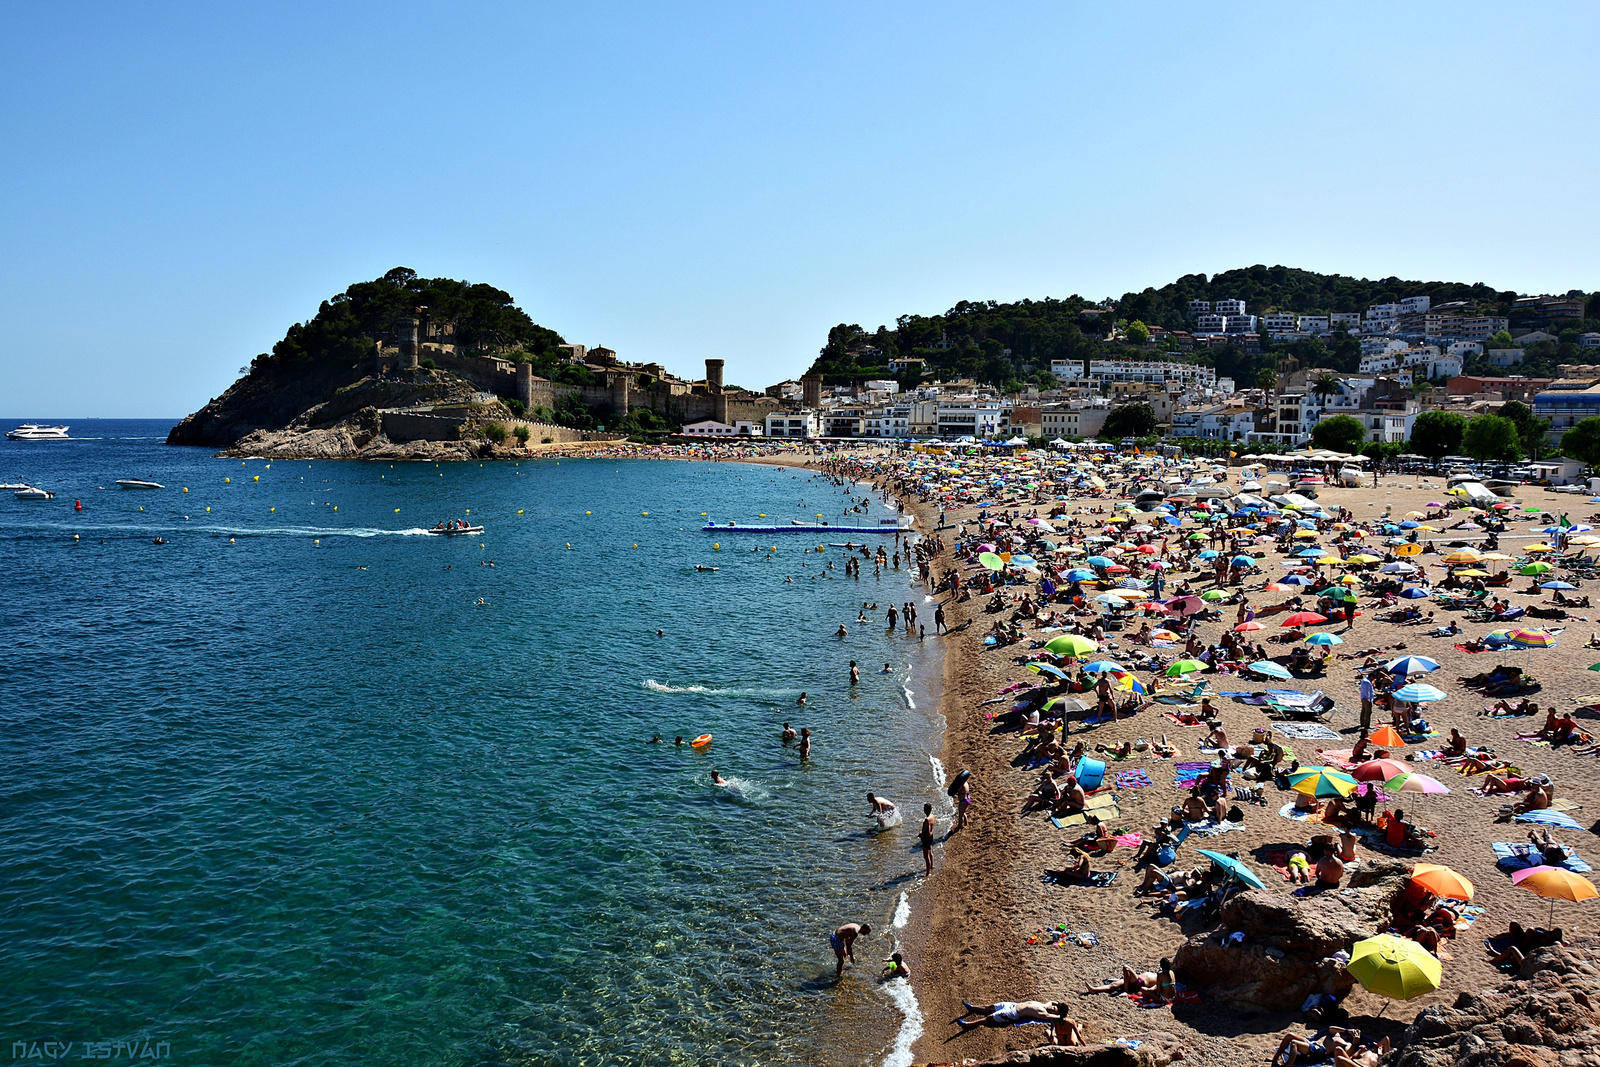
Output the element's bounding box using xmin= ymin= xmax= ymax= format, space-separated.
xmin=806 ymin=265 xmax=1599 ymax=392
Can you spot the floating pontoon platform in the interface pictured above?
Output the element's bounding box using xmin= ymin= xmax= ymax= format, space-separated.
xmin=703 ymin=521 xmax=909 ymax=534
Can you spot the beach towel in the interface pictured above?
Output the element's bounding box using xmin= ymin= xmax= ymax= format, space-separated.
xmin=1083 ymin=708 xmax=1138 ymax=726
xmin=1272 ymin=722 xmax=1343 ymax=741
xmin=1043 ymin=870 xmax=1118 ymax=887
xmin=1278 ymin=802 xmax=1326 ymax=824
xmin=1456 ymin=905 xmax=1486 ymax=932
xmin=1130 ymin=989 xmax=1200 ymax=1008
xmin=1411 ymin=750 xmax=1445 ymax=761
xmin=1455 ymin=643 xmax=1488 ymax=654
xmin=1185 ymin=818 xmax=1248 ymax=837
xmin=1317 ymin=748 xmax=1354 ymax=769
xmin=1401 ymin=731 xmax=1440 ymax=744
xmin=1114 ymin=832 xmax=1143 ymax=849
xmin=1115 ymin=768 xmax=1154 ymax=790
xmin=1173 ymin=761 xmax=1210 ymax=788
xmin=1163 ymin=712 xmax=1202 ymax=727
xmin=1492 ymin=841 xmax=1593 ymax=873
xmin=1049 ymin=796 xmax=1119 ymax=828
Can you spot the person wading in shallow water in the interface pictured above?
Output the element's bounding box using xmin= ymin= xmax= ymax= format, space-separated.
xmin=829 ymin=922 xmax=871 ymax=978
xmin=919 ymin=803 xmax=936 ymax=875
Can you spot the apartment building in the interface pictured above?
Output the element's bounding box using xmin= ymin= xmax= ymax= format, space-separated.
xmin=1040 ymin=403 xmax=1111 ymax=440
xmin=764 ymin=410 xmax=820 ymax=438
xmin=935 ymin=398 xmax=1006 ymax=438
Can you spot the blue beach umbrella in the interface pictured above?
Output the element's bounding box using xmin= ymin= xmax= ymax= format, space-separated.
xmin=1010 ymin=555 xmax=1039 ymax=568
xmin=1198 ymin=550 xmax=1220 ymax=559
xmin=1082 ymin=660 xmax=1126 ymax=673
xmin=1399 ymin=521 xmax=1420 ymax=529
xmin=1393 ymin=683 xmax=1447 ymax=703
xmin=1305 ymin=632 xmax=1344 ymax=646
xmin=1161 ymin=514 xmax=1183 ymax=526
xmin=1399 ymin=587 xmax=1430 ymax=599
xmin=1028 ymin=663 xmax=1070 ymax=680
xmin=1281 ymin=574 xmax=1315 ymax=586
xmin=1297 ymin=548 xmax=1326 ymax=558
xmin=1248 ymin=660 xmax=1292 ymax=680
xmin=1086 ymin=556 xmax=1114 ymax=568
xmin=1387 ymin=655 xmax=1440 ymax=675
xmin=1197 ymin=849 xmax=1267 ymax=890
xmin=1232 ymin=555 xmax=1256 ymax=567
xmin=1067 ymin=569 xmax=1097 ymax=581
xmin=1539 ymin=581 xmax=1577 ymax=591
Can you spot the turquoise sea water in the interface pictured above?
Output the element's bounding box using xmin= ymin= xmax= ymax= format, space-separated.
xmin=0 ymin=422 xmax=946 ymax=1066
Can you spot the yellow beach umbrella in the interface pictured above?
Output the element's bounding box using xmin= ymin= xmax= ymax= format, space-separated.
xmin=1443 ymin=550 xmax=1481 ymax=565
xmin=1348 ymin=553 xmax=1382 ymax=564
xmin=1293 ymin=529 xmax=1321 ymax=539
xmin=1525 ymin=544 xmax=1555 ymax=553
xmin=1394 ymin=543 xmax=1422 ymax=557
xmin=1348 ymin=935 xmax=1442 ymax=1002
xmin=1479 ymin=552 xmax=1516 ymax=561
xmin=1317 ymin=555 xmax=1344 ymax=565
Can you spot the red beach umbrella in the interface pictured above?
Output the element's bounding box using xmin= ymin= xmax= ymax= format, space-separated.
xmin=1281 ymin=612 xmax=1329 ymax=628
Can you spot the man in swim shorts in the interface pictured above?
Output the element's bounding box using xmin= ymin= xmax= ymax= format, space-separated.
xmin=919 ymin=803 xmax=935 ymax=875
xmin=866 ymin=792 xmax=898 ymax=822
xmin=830 ymin=922 xmax=871 ymax=977
xmin=956 ymin=999 xmax=1062 ymax=1028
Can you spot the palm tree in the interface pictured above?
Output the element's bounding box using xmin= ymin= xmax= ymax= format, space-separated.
xmin=1312 ymin=373 xmax=1340 ymax=409
xmin=1254 ymin=368 xmax=1278 ymax=391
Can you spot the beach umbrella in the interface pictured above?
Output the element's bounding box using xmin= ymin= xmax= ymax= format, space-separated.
xmin=1385 ymin=772 xmax=1450 ymax=796
xmin=1231 ymin=555 xmax=1256 ymax=567
xmin=1393 ymin=683 xmax=1447 ymax=703
xmin=1281 ymin=612 xmax=1329 ymax=627
xmin=1086 ymin=555 xmax=1114 ymax=568
xmin=1149 ymin=628 xmax=1180 ymax=641
xmin=1365 ymin=725 xmax=1408 ymax=747
xmin=1200 ymin=589 xmax=1225 ymax=601
xmin=1454 ymin=569 xmax=1491 ymax=577
xmin=1512 ymin=866 xmax=1599 ymax=925
xmin=1387 ymin=656 xmax=1440 ymax=676
xmin=1297 ymin=547 xmax=1327 ymax=558
xmin=1352 ymin=758 xmax=1411 ymax=781
xmin=1320 ymin=587 xmax=1357 ymax=603
xmin=1198 ymin=549 xmax=1220 ymax=559
xmin=1525 ymin=544 xmax=1555 ymax=554
xmin=1165 ymin=659 xmax=1207 ymax=676
xmin=1348 ymin=553 xmax=1382 ymax=565
xmin=1305 ymin=632 xmax=1344 ymax=646
xmin=1443 ymin=549 xmax=1482 ymax=565
xmin=1027 ymin=662 xmax=1069 ymax=680
xmin=1347 ymin=935 xmax=1442 ymax=1003
xmin=1519 ymin=562 xmax=1554 ymax=575
xmin=1409 ymin=863 xmax=1474 ymax=901
xmin=978 ymin=551 xmax=1006 ymax=571
xmin=1044 ymin=695 xmax=1091 ymax=713
xmin=1288 ymin=766 xmax=1358 ymax=798
xmin=1508 ymin=628 xmax=1558 ymax=649
xmin=1166 ymin=595 xmax=1204 ymax=616
xmin=1009 ymin=554 xmax=1039 ymax=568
xmin=1066 ymin=569 xmax=1097 ymax=581
xmin=1045 ymin=634 xmax=1098 ymax=657
xmin=1539 ymin=581 xmax=1577 ymax=591
xmin=1514 ymin=809 xmax=1583 ymax=830
xmin=1081 ymin=660 xmax=1126 ymax=673
xmin=1398 ymin=587 xmax=1431 ymax=599
xmin=1234 ymin=621 xmax=1266 ymax=632
xmin=1380 ymin=563 xmax=1417 ymax=574
xmin=1248 ymin=660 xmax=1292 ymax=680
xmin=1399 ymin=520 xmax=1420 ymax=529
xmin=1395 ymin=543 xmax=1422 ymax=557
xmin=1196 ymin=849 xmax=1266 ymax=890
xmin=1280 ymin=574 xmax=1316 ymax=586
xmin=1116 ymin=577 xmax=1150 ymax=589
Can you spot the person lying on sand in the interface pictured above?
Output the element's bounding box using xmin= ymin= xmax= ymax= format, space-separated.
xmin=956 ymin=1000 xmax=1063 ymax=1029
xmin=1528 ymin=827 xmax=1572 ymax=865
xmin=1085 ymin=966 xmax=1157 ymax=996
xmin=1271 ymin=1026 xmax=1361 ymax=1067
xmin=1331 ymin=1037 xmax=1391 ymax=1067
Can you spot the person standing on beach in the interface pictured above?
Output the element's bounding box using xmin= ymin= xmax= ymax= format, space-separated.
xmin=934 ymin=604 xmax=947 ymax=634
xmin=919 ymin=803 xmax=935 ymax=875
xmin=830 ymin=922 xmax=871 ymax=978
xmin=956 ymin=775 xmax=972 ymax=829
xmin=1358 ymin=674 xmax=1374 ymax=735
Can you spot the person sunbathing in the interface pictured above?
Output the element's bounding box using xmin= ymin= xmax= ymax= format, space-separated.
xmin=1046 ymin=849 xmax=1094 ymax=883
xmin=1095 ymin=740 xmax=1135 ymax=761
xmin=1528 ymin=827 xmax=1572 ymax=865
xmin=1085 ymin=965 xmax=1158 ymax=995
xmin=1539 ymin=711 xmax=1580 ymax=743
xmin=1485 ymin=697 xmax=1535 ymax=716
xmin=1332 ymin=1037 xmax=1392 ymax=1067
xmin=1077 ymin=815 xmax=1116 ymax=853
xmin=1271 ymin=1027 xmax=1358 ymax=1067
xmin=1178 ymin=788 xmax=1210 ymax=822
xmin=1152 ymin=734 xmax=1177 ymax=758
xmin=956 ymin=999 xmax=1064 ymax=1029
xmin=1026 ymin=771 xmax=1063 ymax=811
xmin=1293 ymin=791 xmax=1323 ymax=816
xmin=1515 ymin=776 xmax=1554 ymax=813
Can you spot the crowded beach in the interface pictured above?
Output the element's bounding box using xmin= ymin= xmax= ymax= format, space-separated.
xmin=814 ymin=445 xmax=1600 ymax=1066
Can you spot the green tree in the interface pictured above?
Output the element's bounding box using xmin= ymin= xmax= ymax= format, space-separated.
xmin=1409 ymin=410 xmax=1466 ymax=463
xmin=1125 ymin=320 xmax=1150 ymax=345
xmin=1099 ymin=402 xmax=1159 ymax=439
xmin=1486 ymin=329 xmax=1517 ymax=349
xmin=1561 ymin=418 xmax=1600 ymax=466
xmin=1310 ymin=414 xmax=1367 ymax=454
xmin=1254 ymin=367 xmax=1278 ymax=391
xmin=1497 ymin=400 xmax=1551 ymax=461
xmin=1461 ymin=414 xmax=1521 ymax=461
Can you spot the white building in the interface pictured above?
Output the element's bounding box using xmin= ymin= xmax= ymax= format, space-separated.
xmin=863 ymin=379 xmax=899 ymax=393
xmin=1399 ymin=295 xmax=1432 ymax=315
xmin=1088 ymin=360 xmax=1217 ymax=389
xmin=1049 ymin=359 xmax=1086 ymax=381
xmin=764 ymin=410 xmax=819 ymax=438
xmin=863 ymin=405 xmax=910 ymax=438
xmin=1330 ymin=312 xmax=1361 ymax=332
xmin=1446 ymin=341 xmax=1484 ymax=360
xmin=1486 ymin=348 xmax=1524 ymax=368
xmin=1187 ymin=300 xmax=1212 ymax=316
xmin=1298 ymin=315 xmax=1331 ymax=334
xmin=1170 ymin=404 xmax=1257 ymax=441
xmin=935 ymin=398 xmax=1006 ymax=438
xmin=1194 ymin=313 xmax=1228 ymax=334
xmin=1214 ymin=298 xmax=1247 ymax=316
xmin=682 ymin=419 xmax=762 ymax=437
xmin=1261 ymin=312 xmax=1300 ymax=336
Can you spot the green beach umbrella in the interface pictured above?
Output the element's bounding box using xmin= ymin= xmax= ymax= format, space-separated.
xmin=1165 ymin=659 xmax=1207 ymax=676
xmin=1045 ymin=634 xmax=1098 ymax=657
xmin=978 ymin=552 xmax=1005 ymax=571
xmin=1200 ymin=589 xmax=1225 ymax=601
xmin=1347 ymin=935 xmax=1442 ymax=1002
xmin=1519 ymin=562 xmax=1554 ymax=575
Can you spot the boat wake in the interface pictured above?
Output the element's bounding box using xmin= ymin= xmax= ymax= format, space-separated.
xmin=5 ymin=522 xmax=437 ymax=539
xmin=714 ymin=775 xmax=768 ymax=802
xmin=642 ymin=680 xmax=799 ymax=698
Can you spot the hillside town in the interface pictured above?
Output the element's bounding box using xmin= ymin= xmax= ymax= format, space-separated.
xmin=652 ymin=292 xmax=1600 ymax=456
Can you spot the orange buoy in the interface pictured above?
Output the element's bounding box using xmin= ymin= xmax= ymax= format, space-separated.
xmin=691 ymin=734 xmax=713 ymax=749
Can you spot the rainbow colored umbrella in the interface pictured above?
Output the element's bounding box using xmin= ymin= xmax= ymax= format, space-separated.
xmin=1287 ymin=766 xmax=1358 ymax=798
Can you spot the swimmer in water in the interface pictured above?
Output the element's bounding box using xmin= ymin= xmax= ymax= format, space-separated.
xmin=797 ymin=693 xmax=808 ymax=706
xmin=711 ymin=770 xmax=726 ymax=785
xmin=657 ymin=629 xmax=664 ymax=637
xmin=836 ymin=624 xmax=848 ymax=637
xmin=850 ymin=661 xmax=860 ymax=686
xmin=883 ymin=662 xmax=893 ymax=673
xmin=647 ymin=734 xmax=661 ymax=744
xmin=781 ymin=723 xmax=797 ymax=744
xmin=799 ymin=728 xmax=811 ymax=760
xmin=674 ymin=736 xmax=685 ymax=746
xmin=866 ymin=792 xmax=897 ymax=822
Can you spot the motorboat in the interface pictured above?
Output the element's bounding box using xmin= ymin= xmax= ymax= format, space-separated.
xmin=15 ymin=486 xmax=55 ymax=500
xmin=0 ymin=482 xmax=28 ymax=491
xmin=426 ymin=524 xmax=484 ymax=536
xmin=6 ymin=424 xmax=69 ymax=440
xmin=115 ymin=479 xmax=165 ymax=490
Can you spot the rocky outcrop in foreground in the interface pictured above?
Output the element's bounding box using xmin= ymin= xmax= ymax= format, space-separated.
xmin=1392 ymin=937 xmax=1600 ymax=1067
xmin=919 ymin=1030 xmax=1184 ymax=1066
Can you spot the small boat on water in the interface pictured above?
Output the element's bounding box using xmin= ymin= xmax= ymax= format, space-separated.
xmin=15 ymin=486 xmax=55 ymax=500
xmin=0 ymin=482 xmax=28 ymax=491
xmin=694 ymin=564 xmax=719 ymax=571
xmin=7 ymin=424 xmax=69 ymax=441
xmin=426 ymin=524 xmax=484 ymax=536
xmin=115 ymin=479 xmax=165 ymax=490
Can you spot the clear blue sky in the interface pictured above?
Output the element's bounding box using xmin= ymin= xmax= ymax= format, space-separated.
xmin=2 ymin=2 xmax=1596 ymax=417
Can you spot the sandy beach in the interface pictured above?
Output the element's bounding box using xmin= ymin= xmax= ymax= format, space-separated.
xmin=875 ymin=465 xmax=1600 ymax=1065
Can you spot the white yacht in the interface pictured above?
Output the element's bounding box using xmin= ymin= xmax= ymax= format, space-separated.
xmin=7 ymin=424 xmax=69 ymax=440
xmin=15 ymin=486 xmax=55 ymax=500
xmin=115 ymin=479 xmax=165 ymax=490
